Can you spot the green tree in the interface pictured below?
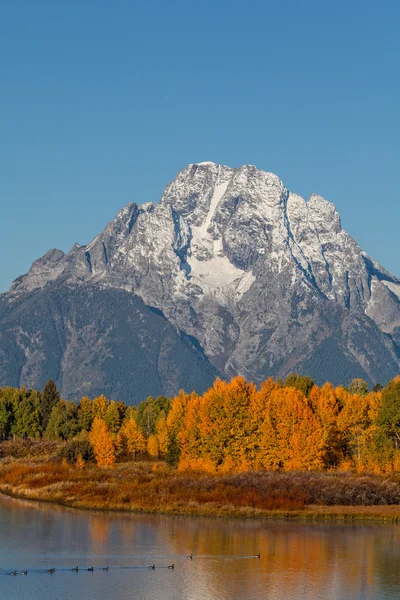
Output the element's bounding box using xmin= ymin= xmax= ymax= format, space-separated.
xmin=124 ymin=406 xmax=137 ymax=422
xmin=58 ymin=436 xmax=95 ymax=464
xmin=116 ymin=418 xmax=146 ymax=459
xmin=376 ymin=377 xmax=400 ymax=448
xmin=136 ymin=395 xmax=171 ymax=436
xmin=372 ymin=383 xmax=383 ymax=392
xmin=0 ymin=397 xmax=14 ymax=440
xmin=12 ymin=390 xmax=42 ymax=438
xmin=45 ymin=400 xmax=79 ymax=440
xmin=78 ymin=396 xmax=93 ymax=431
xmin=41 ymin=380 xmax=60 ymax=430
xmin=283 ymin=373 xmax=315 ymax=397
xmin=115 ymin=400 xmax=127 ymax=423
xmin=348 ymin=378 xmax=369 ymax=396
xmin=165 ymin=391 xmax=192 ymax=466
xmin=104 ymin=400 xmax=121 ymax=434
xmin=92 ymin=395 xmax=109 ymax=419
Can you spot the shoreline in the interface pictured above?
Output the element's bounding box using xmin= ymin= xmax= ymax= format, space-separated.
xmin=1 ymin=485 xmax=400 ymax=523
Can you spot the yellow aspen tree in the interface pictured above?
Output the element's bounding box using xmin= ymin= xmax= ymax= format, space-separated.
xmin=285 ymin=413 xmax=325 ymax=471
xmin=247 ymin=378 xmax=278 ymax=469
xmin=336 ymin=387 xmax=376 ymax=468
xmin=92 ymin=395 xmax=109 ymax=419
xmin=117 ymin=418 xmax=146 ymax=459
xmin=89 ymin=417 xmax=116 ymax=468
xmin=76 ymin=453 xmax=85 ymax=469
xmin=356 ymin=424 xmax=394 ymax=474
xmin=310 ymin=383 xmax=342 ymax=468
xmin=156 ymin=416 xmax=169 ymax=457
xmin=166 ymin=391 xmax=195 ymax=466
xmin=266 ymin=387 xmax=325 ymax=471
xmin=178 ymin=378 xmax=258 ymax=473
xmin=147 ymin=434 xmax=159 ymax=458
xmin=166 ymin=391 xmax=192 ymax=435
xmin=393 ymin=450 xmax=400 ymax=473
xmin=366 ymin=390 xmax=383 ymax=423
xmin=204 ymin=377 xmax=258 ymax=473
xmin=259 ymin=399 xmax=282 ymax=470
xmin=115 ymin=428 xmax=127 ymax=456
xmin=178 ymin=395 xmax=209 ymax=471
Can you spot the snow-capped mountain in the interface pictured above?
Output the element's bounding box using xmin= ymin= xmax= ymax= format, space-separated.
xmin=2 ymin=162 xmax=400 ymax=401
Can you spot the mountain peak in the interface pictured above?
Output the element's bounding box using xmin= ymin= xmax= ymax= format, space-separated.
xmin=4 ymin=162 xmax=399 ymax=399
xmin=307 ymin=193 xmax=341 ymax=233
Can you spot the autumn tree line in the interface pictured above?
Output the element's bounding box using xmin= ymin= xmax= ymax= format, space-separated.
xmin=1 ymin=375 xmax=400 ymax=473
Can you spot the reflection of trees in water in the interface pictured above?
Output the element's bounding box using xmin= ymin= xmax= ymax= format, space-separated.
xmin=159 ymin=519 xmax=400 ymax=599
xmin=89 ymin=516 xmax=111 ymax=547
xmin=2 ymin=495 xmax=400 ymax=598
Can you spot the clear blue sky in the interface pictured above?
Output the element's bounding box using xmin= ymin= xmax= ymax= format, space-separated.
xmin=1 ymin=0 xmax=399 ymax=292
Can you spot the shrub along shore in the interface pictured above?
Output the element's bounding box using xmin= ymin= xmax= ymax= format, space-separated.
xmin=2 ymin=442 xmax=400 ymax=522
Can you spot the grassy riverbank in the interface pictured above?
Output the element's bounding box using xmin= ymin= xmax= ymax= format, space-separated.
xmin=2 ymin=455 xmax=400 ymax=522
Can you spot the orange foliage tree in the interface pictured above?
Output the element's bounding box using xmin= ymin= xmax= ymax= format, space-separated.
xmin=155 ymin=416 xmax=169 ymax=457
xmin=165 ymin=391 xmax=194 ymax=465
xmin=16 ymin=371 xmax=396 ymax=475
xmin=310 ymin=383 xmax=343 ymax=468
xmin=116 ymin=417 xmax=146 ymax=459
xmin=176 ymin=377 xmax=329 ymax=473
xmin=259 ymin=386 xmax=325 ymax=471
xmin=147 ymin=434 xmax=159 ymax=458
xmin=88 ymin=417 xmax=116 ymax=468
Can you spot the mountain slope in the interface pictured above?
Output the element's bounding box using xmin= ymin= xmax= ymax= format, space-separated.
xmin=0 ymin=285 xmax=220 ymax=402
xmin=3 ymin=162 xmax=400 ymax=399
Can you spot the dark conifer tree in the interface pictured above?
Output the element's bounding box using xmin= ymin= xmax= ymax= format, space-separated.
xmin=372 ymin=383 xmax=383 ymax=392
xmin=41 ymin=380 xmax=60 ymax=429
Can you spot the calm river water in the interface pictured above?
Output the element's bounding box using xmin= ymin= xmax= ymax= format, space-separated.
xmin=0 ymin=494 xmax=400 ymax=599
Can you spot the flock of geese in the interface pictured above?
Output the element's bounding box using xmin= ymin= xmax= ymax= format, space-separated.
xmin=8 ymin=553 xmax=261 ymax=576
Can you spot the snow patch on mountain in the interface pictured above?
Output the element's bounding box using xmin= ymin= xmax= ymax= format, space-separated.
xmin=188 ymin=252 xmax=255 ymax=299
xmin=187 ymin=177 xmax=255 ymax=299
xmin=190 ymin=180 xmax=229 ymax=255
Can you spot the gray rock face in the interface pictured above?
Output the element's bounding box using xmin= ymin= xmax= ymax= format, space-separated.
xmin=5 ymin=162 xmax=400 ymax=397
xmin=0 ymin=285 xmax=220 ymax=402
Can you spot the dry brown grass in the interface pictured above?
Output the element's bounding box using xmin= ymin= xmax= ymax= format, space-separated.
xmin=0 ymin=460 xmax=306 ymax=516
xmin=2 ymin=459 xmax=400 ymax=520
